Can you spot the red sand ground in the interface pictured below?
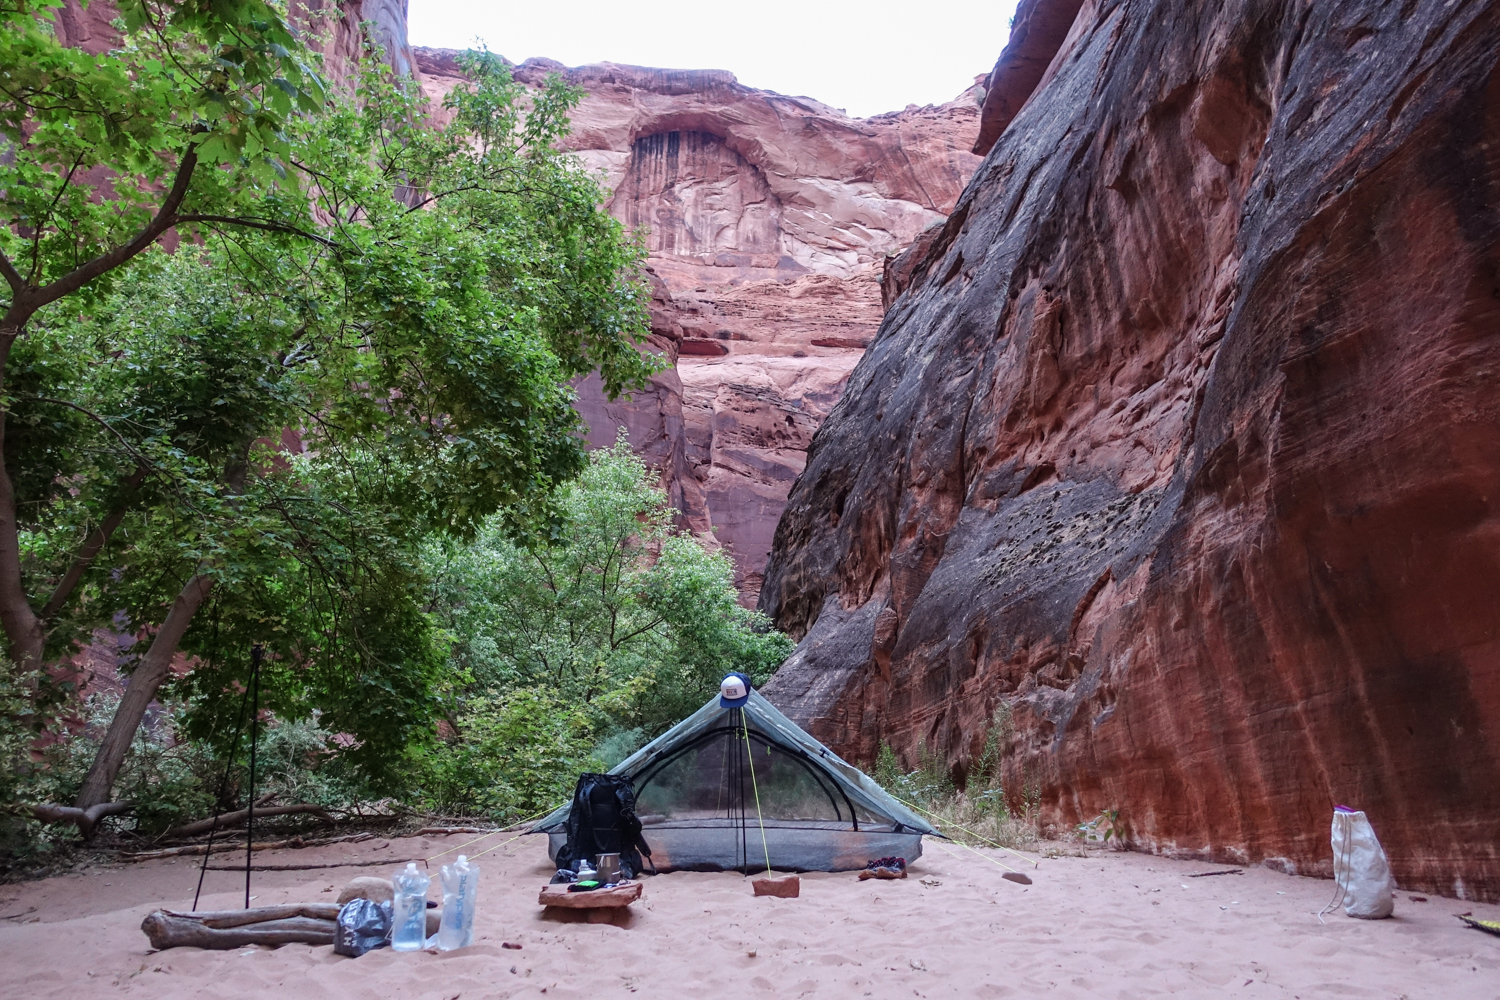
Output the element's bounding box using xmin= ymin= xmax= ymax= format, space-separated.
xmin=2 ymin=832 xmax=1497 ymax=998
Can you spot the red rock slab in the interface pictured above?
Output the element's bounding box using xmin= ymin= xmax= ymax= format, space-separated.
xmin=751 ymin=875 xmax=800 ymax=898
xmin=538 ymin=881 xmax=642 ymax=909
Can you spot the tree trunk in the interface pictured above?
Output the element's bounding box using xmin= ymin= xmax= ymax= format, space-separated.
xmin=73 ymin=573 xmax=214 ymax=812
xmin=0 ymin=331 xmax=46 ymax=675
xmin=41 ymin=465 xmax=148 ymax=621
xmin=72 ymin=438 xmax=251 ymax=818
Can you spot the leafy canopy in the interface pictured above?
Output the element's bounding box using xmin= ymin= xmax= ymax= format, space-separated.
xmin=4 ymin=6 xmax=658 ymax=790
xmin=0 ymin=0 xmax=324 ymax=314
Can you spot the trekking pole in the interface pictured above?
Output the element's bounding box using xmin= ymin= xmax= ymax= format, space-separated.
xmin=739 ymin=708 xmax=750 ymax=875
xmin=740 ymin=714 xmax=772 ymax=877
xmin=191 ymin=673 xmax=254 ymax=911
xmin=245 ymin=644 xmax=263 ymax=909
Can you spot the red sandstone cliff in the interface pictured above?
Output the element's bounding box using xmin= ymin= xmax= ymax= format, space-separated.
xmin=761 ymin=0 xmax=1500 ymax=902
xmin=416 ymin=51 xmax=985 ymax=602
xmin=52 ymin=0 xmax=415 ymax=76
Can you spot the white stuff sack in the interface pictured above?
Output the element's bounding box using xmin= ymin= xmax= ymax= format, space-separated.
xmin=1330 ymin=808 xmax=1395 ymax=919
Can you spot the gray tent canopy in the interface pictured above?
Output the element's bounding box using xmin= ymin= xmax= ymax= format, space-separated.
xmin=533 ymin=690 xmax=941 ymax=872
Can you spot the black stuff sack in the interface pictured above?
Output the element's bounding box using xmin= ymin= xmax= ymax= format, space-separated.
xmin=334 ymin=898 xmax=392 ymax=957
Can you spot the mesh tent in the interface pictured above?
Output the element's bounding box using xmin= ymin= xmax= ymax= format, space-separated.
xmin=533 ymin=690 xmax=941 ymax=872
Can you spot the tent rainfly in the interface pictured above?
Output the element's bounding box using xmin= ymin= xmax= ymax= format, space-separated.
xmin=533 ymin=690 xmax=942 ymax=872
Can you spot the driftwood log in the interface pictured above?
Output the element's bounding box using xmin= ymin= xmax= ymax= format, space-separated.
xmin=30 ymin=801 xmax=133 ymax=838
xmin=162 ymin=803 xmax=334 ymax=840
xmin=142 ymin=904 xmax=341 ymax=950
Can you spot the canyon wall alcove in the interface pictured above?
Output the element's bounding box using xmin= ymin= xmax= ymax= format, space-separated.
xmin=616 ymin=130 xmax=783 ymax=263
xmin=416 ymin=52 xmax=985 ymax=602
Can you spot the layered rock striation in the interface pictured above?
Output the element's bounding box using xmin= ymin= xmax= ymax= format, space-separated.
xmin=416 ymin=51 xmax=984 ymax=602
xmin=761 ymin=0 xmax=1500 ymax=901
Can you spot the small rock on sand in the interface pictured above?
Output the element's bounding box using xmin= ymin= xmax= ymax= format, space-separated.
xmin=337 ymin=877 xmax=394 ymax=906
xmin=752 ymin=875 xmax=800 ymax=898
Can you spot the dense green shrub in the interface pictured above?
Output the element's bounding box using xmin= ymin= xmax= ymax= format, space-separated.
xmin=406 ymin=689 xmax=600 ymax=821
xmin=414 ymin=441 xmax=794 ymax=820
xmin=0 ymin=681 xmax=380 ymax=869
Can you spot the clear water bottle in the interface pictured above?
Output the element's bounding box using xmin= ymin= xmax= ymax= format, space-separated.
xmin=436 ymin=855 xmax=480 ymax=951
xmin=391 ymin=862 xmax=431 ymax=952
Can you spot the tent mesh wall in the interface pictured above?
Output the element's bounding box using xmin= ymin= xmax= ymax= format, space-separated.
xmin=535 ymin=694 xmax=940 ymax=873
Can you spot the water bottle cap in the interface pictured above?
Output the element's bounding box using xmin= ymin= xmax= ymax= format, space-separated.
xmin=457 ymin=855 xmax=467 ymax=863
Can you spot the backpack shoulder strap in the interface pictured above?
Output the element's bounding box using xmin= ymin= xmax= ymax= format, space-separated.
xmin=614 ymin=781 xmax=655 ymax=871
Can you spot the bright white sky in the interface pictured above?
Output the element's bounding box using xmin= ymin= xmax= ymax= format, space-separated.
xmin=407 ymin=1 xmax=1022 ymax=120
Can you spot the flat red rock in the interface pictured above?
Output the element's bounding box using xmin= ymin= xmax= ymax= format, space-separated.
xmin=538 ymin=881 xmax=643 ymax=909
xmin=752 ymin=875 xmax=800 ymax=898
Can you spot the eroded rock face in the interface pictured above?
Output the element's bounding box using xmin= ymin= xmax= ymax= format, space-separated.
xmin=52 ymin=0 xmax=415 ymax=84
xmin=415 ymin=51 xmax=984 ymax=603
xmin=679 ymin=354 xmax=862 ymax=598
xmin=761 ymin=0 xmax=1500 ymax=901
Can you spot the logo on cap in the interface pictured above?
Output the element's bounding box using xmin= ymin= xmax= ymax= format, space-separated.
xmin=719 ymin=672 xmax=750 ymax=708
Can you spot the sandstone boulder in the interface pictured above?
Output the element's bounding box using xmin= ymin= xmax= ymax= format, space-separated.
xmin=337 ymin=876 xmax=394 ymax=906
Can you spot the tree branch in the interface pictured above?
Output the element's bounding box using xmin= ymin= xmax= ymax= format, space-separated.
xmin=609 ymin=615 xmax=666 ymax=650
xmin=20 ymin=141 xmax=201 ymax=317
xmin=176 ymin=215 xmax=340 ymax=250
xmin=30 ymin=800 xmax=133 ymax=838
xmin=29 ymin=153 xmax=87 ymax=282
xmin=162 ymin=803 xmax=334 ymax=840
xmin=15 ymin=397 xmax=154 ymax=470
xmin=41 ymin=465 xmax=148 ymax=621
xmin=0 ymin=250 xmax=23 ymax=296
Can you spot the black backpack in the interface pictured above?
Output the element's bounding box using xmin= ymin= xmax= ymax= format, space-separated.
xmin=556 ymin=773 xmax=655 ymax=878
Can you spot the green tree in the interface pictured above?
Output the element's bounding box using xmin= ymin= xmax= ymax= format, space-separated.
xmin=424 ymin=439 xmax=793 ymax=763
xmin=3 ymin=3 xmax=655 ymax=830
xmin=407 ymin=688 xmax=599 ymax=820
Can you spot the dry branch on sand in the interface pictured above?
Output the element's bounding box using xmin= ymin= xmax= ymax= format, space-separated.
xmin=141 ymin=904 xmax=341 ymax=950
xmin=202 ymin=857 xmax=401 ymax=872
xmin=124 ymin=832 xmax=375 ymax=861
xmin=161 ymin=803 xmax=334 ymax=839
